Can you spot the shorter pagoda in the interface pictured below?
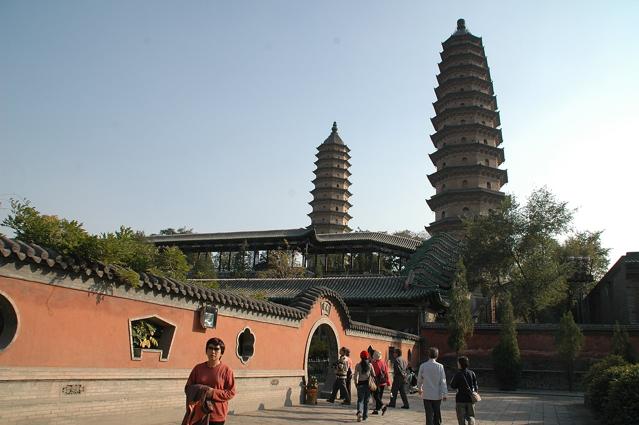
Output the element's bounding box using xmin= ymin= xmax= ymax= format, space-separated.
xmin=308 ymin=122 xmax=353 ymax=234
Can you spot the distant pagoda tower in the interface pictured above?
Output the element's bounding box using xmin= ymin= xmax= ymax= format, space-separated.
xmin=426 ymin=19 xmax=508 ymax=236
xmin=308 ymin=122 xmax=353 ymax=234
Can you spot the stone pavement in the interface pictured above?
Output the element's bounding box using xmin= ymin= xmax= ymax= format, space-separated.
xmin=152 ymin=390 xmax=597 ymax=425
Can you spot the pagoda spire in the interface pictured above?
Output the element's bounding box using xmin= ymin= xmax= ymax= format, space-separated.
xmin=308 ymin=122 xmax=352 ymax=234
xmin=426 ymin=19 xmax=508 ymax=237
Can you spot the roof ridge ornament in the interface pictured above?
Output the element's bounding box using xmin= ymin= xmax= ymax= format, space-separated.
xmin=453 ymin=18 xmax=470 ymax=36
xmin=332 ymin=121 xmax=338 ymax=133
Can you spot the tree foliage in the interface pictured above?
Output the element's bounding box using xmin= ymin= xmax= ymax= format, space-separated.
xmin=491 ymin=294 xmax=522 ymax=390
xmin=447 ymin=259 xmax=474 ymax=354
xmin=555 ymin=312 xmax=584 ymax=390
xmin=464 ymin=187 xmax=609 ymax=323
xmin=2 ymin=200 xmax=190 ymax=285
xmin=256 ymin=250 xmax=306 ymax=278
xmin=612 ymin=321 xmax=638 ymax=363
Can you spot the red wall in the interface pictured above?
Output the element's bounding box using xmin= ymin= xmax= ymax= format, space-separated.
xmin=0 ymin=275 xmax=416 ymax=370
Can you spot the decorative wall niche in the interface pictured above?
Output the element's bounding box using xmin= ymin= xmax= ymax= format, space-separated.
xmin=129 ymin=315 xmax=176 ymax=361
xmin=0 ymin=292 xmax=18 ymax=351
xmin=236 ymin=327 xmax=255 ymax=364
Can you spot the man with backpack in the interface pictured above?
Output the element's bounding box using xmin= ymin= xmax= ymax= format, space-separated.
xmin=371 ymin=350 xmax=391 ymax=415
xmin=327 ymin=348 xmax=350 ymax=404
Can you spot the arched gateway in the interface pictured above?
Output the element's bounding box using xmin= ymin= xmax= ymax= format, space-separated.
xmin=305 ymin=318 xmax=340 ymax=394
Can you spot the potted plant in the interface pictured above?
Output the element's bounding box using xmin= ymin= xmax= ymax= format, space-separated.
xmin=131 ymin=320 xmax=159 ymax=357
xmin=305 ymin=376 xmax=319 ymax=405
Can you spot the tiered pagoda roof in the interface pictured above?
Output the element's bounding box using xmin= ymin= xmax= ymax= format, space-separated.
xmin=308 ymin=122 xmax=353 ymax=233
xmin=426 ymin=19 xmax=508 ymax=236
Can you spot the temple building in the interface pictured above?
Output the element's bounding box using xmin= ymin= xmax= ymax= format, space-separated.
xmin=426 ymin=19 xmax=508 ymax=236
xmin=308 ymin=122 xmax=353 ymax=234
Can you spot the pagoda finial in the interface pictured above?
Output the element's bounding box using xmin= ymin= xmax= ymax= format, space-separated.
xmin=457 ymin=18 xmax=466 ymax=31
xmin=332 ymin=121 xmax=338 ymax=133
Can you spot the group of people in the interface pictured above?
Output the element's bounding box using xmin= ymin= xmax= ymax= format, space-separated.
xmin=180 ymin=337 xmax=479 ymax=425
xmin=328 ymin=345 xmax=479 ymax=425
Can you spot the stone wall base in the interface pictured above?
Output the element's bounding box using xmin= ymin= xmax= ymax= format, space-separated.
xmin=0 ymin=367 xmax=304 ymax=425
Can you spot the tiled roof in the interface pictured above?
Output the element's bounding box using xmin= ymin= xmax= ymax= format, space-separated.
xmin=147 ymin=229 xmax=421 ymax=254
xmin=0 ymin=236 xmax=418 ymax=340
xmin=315 ymin=232 xmax=421 ymax=251
xmin=403 ymin=232 xmax=462 ymax=295
xmin=217 ymin=275 xmax=432 ymax=303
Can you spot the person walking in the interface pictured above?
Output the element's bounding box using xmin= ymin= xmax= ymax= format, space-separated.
xmin=388 ymin=348 xmax=410 ymax=409
xmin=370 ymin=350 xmax=390 ymax=415
xmin=450 ymin=356 xmax=479 ymax=425
xmin=339 ymin=347 xmax=353 ymax=404
xmin=327 ymin=348 xmax=350 ymax=404
xmin=353 ymin=350 xmax=376 ymax=422
xmin=416 ymin=347 xmax=448 ymax=425
xmin=183 ymin=337 xmax=236 ymax=425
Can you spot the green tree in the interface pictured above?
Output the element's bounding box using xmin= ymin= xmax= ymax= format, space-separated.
xmin=447 ymin=259 xmax=474 ymax=355
xmin=231 ymin=240 xmax=249 ymax=277
xmin=555 ymin=312 xmax=584 ymax=391
xmin=257 ymin=250 xmax=306 ymax=278
xmin=491 ymin=294 xmax=522 ymax=390
xmin=612 ymin=321 xmax=638 ymax=363
xmin=2 ymin=200 xmax=191 ymax=285
xmin=464 ymin=187 xmax=609 ymax=323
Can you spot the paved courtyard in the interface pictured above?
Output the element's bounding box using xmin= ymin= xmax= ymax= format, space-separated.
xmin=152 ymin=391 xmax=596 ymax=425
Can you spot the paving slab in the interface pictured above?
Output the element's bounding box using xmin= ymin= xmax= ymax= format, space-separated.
xmin=149 ymin=391 xmax=596 ymax=425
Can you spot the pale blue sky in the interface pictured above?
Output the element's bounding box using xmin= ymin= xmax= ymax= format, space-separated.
xmin=1 ymin=1 xmax=637 ymax=262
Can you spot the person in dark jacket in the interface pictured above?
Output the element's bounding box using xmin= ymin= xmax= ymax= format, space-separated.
xmin=449 ymin=356 xmax=478 ymax=425
xmin=388 ymin=348 xmax=410 ymax=409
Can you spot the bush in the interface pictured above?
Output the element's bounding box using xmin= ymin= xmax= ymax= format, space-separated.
xmin=604 ymin=364 xmax=639 ymax=425
xmin=587 ymin=365 xmax=629 ymax=416
xmin=582 ymin=355 xmax=627 ymax=397
xmin=492 ymin=295 xmax=522 ymax=390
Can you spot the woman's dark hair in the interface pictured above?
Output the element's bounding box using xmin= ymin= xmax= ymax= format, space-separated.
xmin=458 ymin=356 xmax=469 ymax=369
xmin=205 ymin=337 xmax=226 ymax=355
xmin=395 ymin=348 xmax=402 ymax=357
xmin=343 ymin=347 xmax=350 ymax=356
xmin=360 ymin=358 xmax=370 ymax=373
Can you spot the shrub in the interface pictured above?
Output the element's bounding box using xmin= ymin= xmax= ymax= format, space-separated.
xmin=583 ymin=355 xmax=627 ymax=407
xmin=587 ymin=365 xmax=629 ymax=416
xmin=612 ymin=321 xmax=638 ymax=363
xmin=492 ymin=295 xmax=522 ymax=390
xmin=604 ymin=364 xmax=639 ymax=425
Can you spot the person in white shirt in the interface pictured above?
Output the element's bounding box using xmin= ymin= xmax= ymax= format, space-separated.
xmin=416 ymin=347 xmax=448 ymax=425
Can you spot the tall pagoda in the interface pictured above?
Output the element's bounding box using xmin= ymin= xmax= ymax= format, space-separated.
xmin=308 ymin=122 xmax=353 ymax=234
xmin=426 ymin=19 xmax=508 ymax=236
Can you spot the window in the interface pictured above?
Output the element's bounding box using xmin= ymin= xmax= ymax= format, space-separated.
xmin=237 ymin=327 xmax=255 ymax=364
xmin=485 ymin=159 xmax=490 ymax=166
xmin=461 ymin=137 xmax=467 ymax=142
xmin=0 ymin=293 xmax=18 ymax=351
xmin=335 ymin=207 xmax=339 ymax=211
xmin=462 ymin=157 xmax=467 ymax=162
xmin=441 ymin=211 xmax=446 ymax=218
xmin=129 ymin=316 xmax=176 ymax=361
xmin=487 ymin=182 xmax=492 ymax=189
xmin=442 ymin=184 xmax=446 ymax=190
xmin=442 ymin=162 xmax=446 ymax=168
xmin=462 ymin=180 xmax=468 ymax=187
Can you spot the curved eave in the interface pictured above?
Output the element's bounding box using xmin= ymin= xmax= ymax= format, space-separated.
xmin=442 ymin=33 xmax=482 ymax=48
xmin=308 ymin=211 xmax=353 ymax=220
xmin=430 ymin=123 xmax=502 ymax=145
xmin=311 ymin=176 xmax=352 ymax=186
xmin=314 ymin=159 xmax=352 ymax=168
xmin=427 ymin=165 xmax=508 ymax=186
xmin=310 ymin=187 xmax=353 ymax=197
xmin=426 ymin=188 xmax=506 ymax=210
xmin=313 ymin=168 xmax=352 ymax=177
xmin=436 ymin=63 xmax=491 ymax=85
xmin=308 ymin=199 xmax=353 ymax=208
xmin=440 ymin=44 xmax=485 ymax=61
xmin=433 ymin=91 xmax=497 ymax=115
xmin=317 ymin=144 xmax=351 ymax=155
xmin=426 ymin=216 xmax=464 ymax=233
xmin=429 ymin=144 xmax=505 ymax=164
xmin=431 ymin=106 xmax=500 ymax=130
xmin=438 ymin=52 xmax=488 ymax=72
xmin=435 ymin=76 xmax=494 ymax=98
